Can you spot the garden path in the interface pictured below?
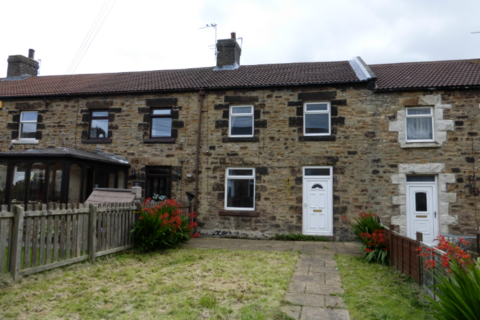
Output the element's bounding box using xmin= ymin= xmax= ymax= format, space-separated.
xmin=185 ymin=238 xmax=362 ymax=320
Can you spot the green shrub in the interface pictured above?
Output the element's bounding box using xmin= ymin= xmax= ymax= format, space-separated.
xmin=272 ymin=233 xmax=330 ymax=241
xmin=131 ymin=198 xmax=198 ymax=252
xmin=350 ymin=211 xmax=383 ymax=241
xmin=428 ymin=259 xmax=480 ymax=320
xmin=350 ymin=211 xmax=390 ymax=265
xmin=418 ymin=236 xmax=480 ymax=320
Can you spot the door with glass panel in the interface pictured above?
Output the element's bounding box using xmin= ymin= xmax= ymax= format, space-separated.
xmin=145 ymin=167 xmax=172 ymax=200
xmin=406 ymin=176 xmax=438 ymax=244
xmin=303 ymin=167 xmax=333 ymax=236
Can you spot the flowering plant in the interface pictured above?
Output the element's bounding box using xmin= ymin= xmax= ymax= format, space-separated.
xmin=131 ymin=198 xmax=199 ymax=252
xmin=417 ymin=236 xmax=480 ymax=320
xmin=360 ymin=229 xmax=390 ymax=265
xmin=350 ymin=211 xmax=390 ymax=265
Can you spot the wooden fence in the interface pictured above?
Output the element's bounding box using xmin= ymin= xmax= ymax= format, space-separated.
xmin=385 ymin=226 xmax=422 ymax=284
xmin=384 ymin=224 xmax=480 ymax=298
xmin=0 ymin=202 xmax=137 ymax=281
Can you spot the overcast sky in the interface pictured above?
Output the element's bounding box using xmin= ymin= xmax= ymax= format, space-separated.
xmin=1 ymin=0 xmax=479 ymax=77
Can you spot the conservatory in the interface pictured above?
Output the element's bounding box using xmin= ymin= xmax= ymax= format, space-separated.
xmin=0 ymin=148 xmax=129 ymax=208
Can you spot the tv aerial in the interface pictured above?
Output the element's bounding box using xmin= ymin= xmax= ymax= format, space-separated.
xmin=200 ymin=23 xmax=217 ymax=56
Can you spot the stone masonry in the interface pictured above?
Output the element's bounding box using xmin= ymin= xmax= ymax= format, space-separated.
xmin=1 ymin=85 xmax=480 ymax=238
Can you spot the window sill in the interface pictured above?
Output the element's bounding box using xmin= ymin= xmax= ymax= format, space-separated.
xmin=222 ymin=137 xmax=259 ymax=143
xmin=299 ymin=136 xmax=336 ymax=141
xmin=143 ymin=138 xmax=176 ymax=144
xmin=11 ymin=139 xmax=39 ymax=145
xmin=219 ymin=210 xmax=259 ymax=217
xmin=401 ymin=142 xmax=441 ymax=149
xmin=81 ymin=139 xmax=112 ymax=144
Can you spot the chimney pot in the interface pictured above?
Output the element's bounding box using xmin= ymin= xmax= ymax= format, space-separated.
xmin=28 ymin=49 xmax=35 ymax=59
xmin=231 ymin=32 xmax=236 ymax=39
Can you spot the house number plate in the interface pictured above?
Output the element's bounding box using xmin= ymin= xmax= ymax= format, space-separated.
xmin=313 ymin=209 xmax=322 ymax=212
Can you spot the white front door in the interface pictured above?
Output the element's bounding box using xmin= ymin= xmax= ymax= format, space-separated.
xmin=406 ymin=176 xmax=438 ymax=244
xmin=303 ymin=167 xmax=333 ymax=236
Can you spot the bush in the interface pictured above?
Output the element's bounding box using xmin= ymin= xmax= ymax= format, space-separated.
xmin=131 ymin=198 xmax=199 ymax=252
xmin=418 ymin=236 xmax=480 ymax=320
xmin=273 ymin=233 xmax=330 ymax=241
xmin=350 ymin=211 xmax=383 ymax=239
xmin=350 ymin=211 xmax=390 ymax=265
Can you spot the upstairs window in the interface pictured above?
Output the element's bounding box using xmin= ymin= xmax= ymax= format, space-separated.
xmin=229 ymin=106 xmax=253 ymax=137
xmin=20 ymin=111 xmax=38 ymax=139
xmin=89 ymin=110 xmax=109 ymax=139
xmin=225 ymin=168 xmax=255 ymax=210
xmin=406 ymin=107 xmax=434 ymax=142
xmin=151 ymin=108 xmax=172 ymax=138
xmin=304 ymin=102 xmax=330 ymax=136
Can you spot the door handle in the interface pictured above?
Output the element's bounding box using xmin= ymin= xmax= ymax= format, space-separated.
xmin=434 ymin=211 xmax=437 ymax=218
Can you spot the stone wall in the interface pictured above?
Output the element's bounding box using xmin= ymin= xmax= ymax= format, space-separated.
xmin=1 ymin=85 xmax=480 ymax=238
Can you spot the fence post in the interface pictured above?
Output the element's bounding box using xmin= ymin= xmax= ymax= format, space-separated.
xmin=389 ymin=225 xmax=394 ymax=268
xmin=416 ymin=232 xmax=423 ymax=286
xmin=10 ymin=205 xmax=24 ymax=281
xmin=88 ymin=204 xmax=97 ymax=263
xmin=477 ymin=232 xmax=479 ymax=255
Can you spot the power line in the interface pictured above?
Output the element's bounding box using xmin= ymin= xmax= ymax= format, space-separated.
xmin=65 ymin=0 xmax=117 ymax=74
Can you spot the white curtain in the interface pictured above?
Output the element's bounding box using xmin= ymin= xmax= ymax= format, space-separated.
xmin=407 ymin=118 xmax=432 ymax=140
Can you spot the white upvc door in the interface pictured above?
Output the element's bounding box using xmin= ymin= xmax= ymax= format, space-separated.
xmin=406 ymin=178 xmax=438 ymax=244
xmin=303 ymin=167 xmax=333 ymax=236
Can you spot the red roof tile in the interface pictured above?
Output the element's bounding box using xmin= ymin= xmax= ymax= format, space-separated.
xmin=0 ymin=61 xmax=359 ymax=98
xmin=370 ymin=59 xmax=480 ymax=90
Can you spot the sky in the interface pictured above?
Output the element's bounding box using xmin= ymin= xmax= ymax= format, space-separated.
xmin=1 ymin=0 xmax=479 ymax=77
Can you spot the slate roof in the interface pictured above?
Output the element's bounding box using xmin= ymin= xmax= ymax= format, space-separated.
xmin=0 ymin=61 xmax=360 ymax=98
xmin=371 ymin=59 xmax=480 ymax=90
xmin=0 ymin=147 xmax=129 ymax=165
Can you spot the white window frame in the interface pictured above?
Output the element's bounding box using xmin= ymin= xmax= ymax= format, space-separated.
xmin=405 ymin=107 xmax=435 ymax=143
xmin=19 ymin=111 xmax=38 ymax=140
xmin=224 ymin=167 xmax=255 ymax=211
xmin=229 ymin=105 xmax=254 ymax=138
xmin=303 ymin=102 xmax=331 ymax=136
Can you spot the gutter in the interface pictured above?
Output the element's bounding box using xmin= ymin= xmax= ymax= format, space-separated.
xmin=194 ymin=90 xmax=206 ymax=216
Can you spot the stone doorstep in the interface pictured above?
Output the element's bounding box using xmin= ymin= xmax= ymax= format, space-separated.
xmin=285 ymin=293 xmax=325 ymax=307
xmin=300 ymin=306 xmax=351 ymax=320
xmin=291 ymin=274 xmax=324 ymax=283
xmin=306 ymin=283 xmax=344 ymax=295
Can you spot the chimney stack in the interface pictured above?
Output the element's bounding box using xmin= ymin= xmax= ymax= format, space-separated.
xmin=6 ymin=49 xmax=39 ymax=79
xmin=215 ymin=32 xmax=241 ymax=70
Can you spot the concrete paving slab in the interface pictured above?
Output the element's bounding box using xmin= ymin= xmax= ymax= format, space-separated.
xmin=300 ymin=306 xmax=351 ymax=320
xmin=326 ymin=296 xmax=347 ymax=309
xmin=306 ymin=283 xmax=344 ymax=295
xmin=291 ymin=274 xmax=324 ymax=283
xmin=285 ymin=293 xmax=325 ymax=307
xmin=281 ymin=305 xmax=301 ymax=320
xmin=288 ymin=282 xmax=306 ymax=293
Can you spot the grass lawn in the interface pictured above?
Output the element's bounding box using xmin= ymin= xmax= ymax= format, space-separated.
xmin=0 ymin=248 xmax=298 ymax=320
xmin=336 ymin=254 xmax=435 ymax=320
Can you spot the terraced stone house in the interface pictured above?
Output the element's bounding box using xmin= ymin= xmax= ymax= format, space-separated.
xmin=1 ymin=34 xmax=480 ymax=242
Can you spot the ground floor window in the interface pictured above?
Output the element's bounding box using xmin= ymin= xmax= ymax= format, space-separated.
xmin=145 ymin=166 xmax=172 ymax=199
xmin=225 ymin=168 xmax=255 ymax=210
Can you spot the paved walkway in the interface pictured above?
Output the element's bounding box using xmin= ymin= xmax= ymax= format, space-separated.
xmin=185 ymin=238 xmax=362 ymax=320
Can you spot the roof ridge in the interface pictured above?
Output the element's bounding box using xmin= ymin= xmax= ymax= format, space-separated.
xmin=370 ymin=58 xmax=480 ymax=67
